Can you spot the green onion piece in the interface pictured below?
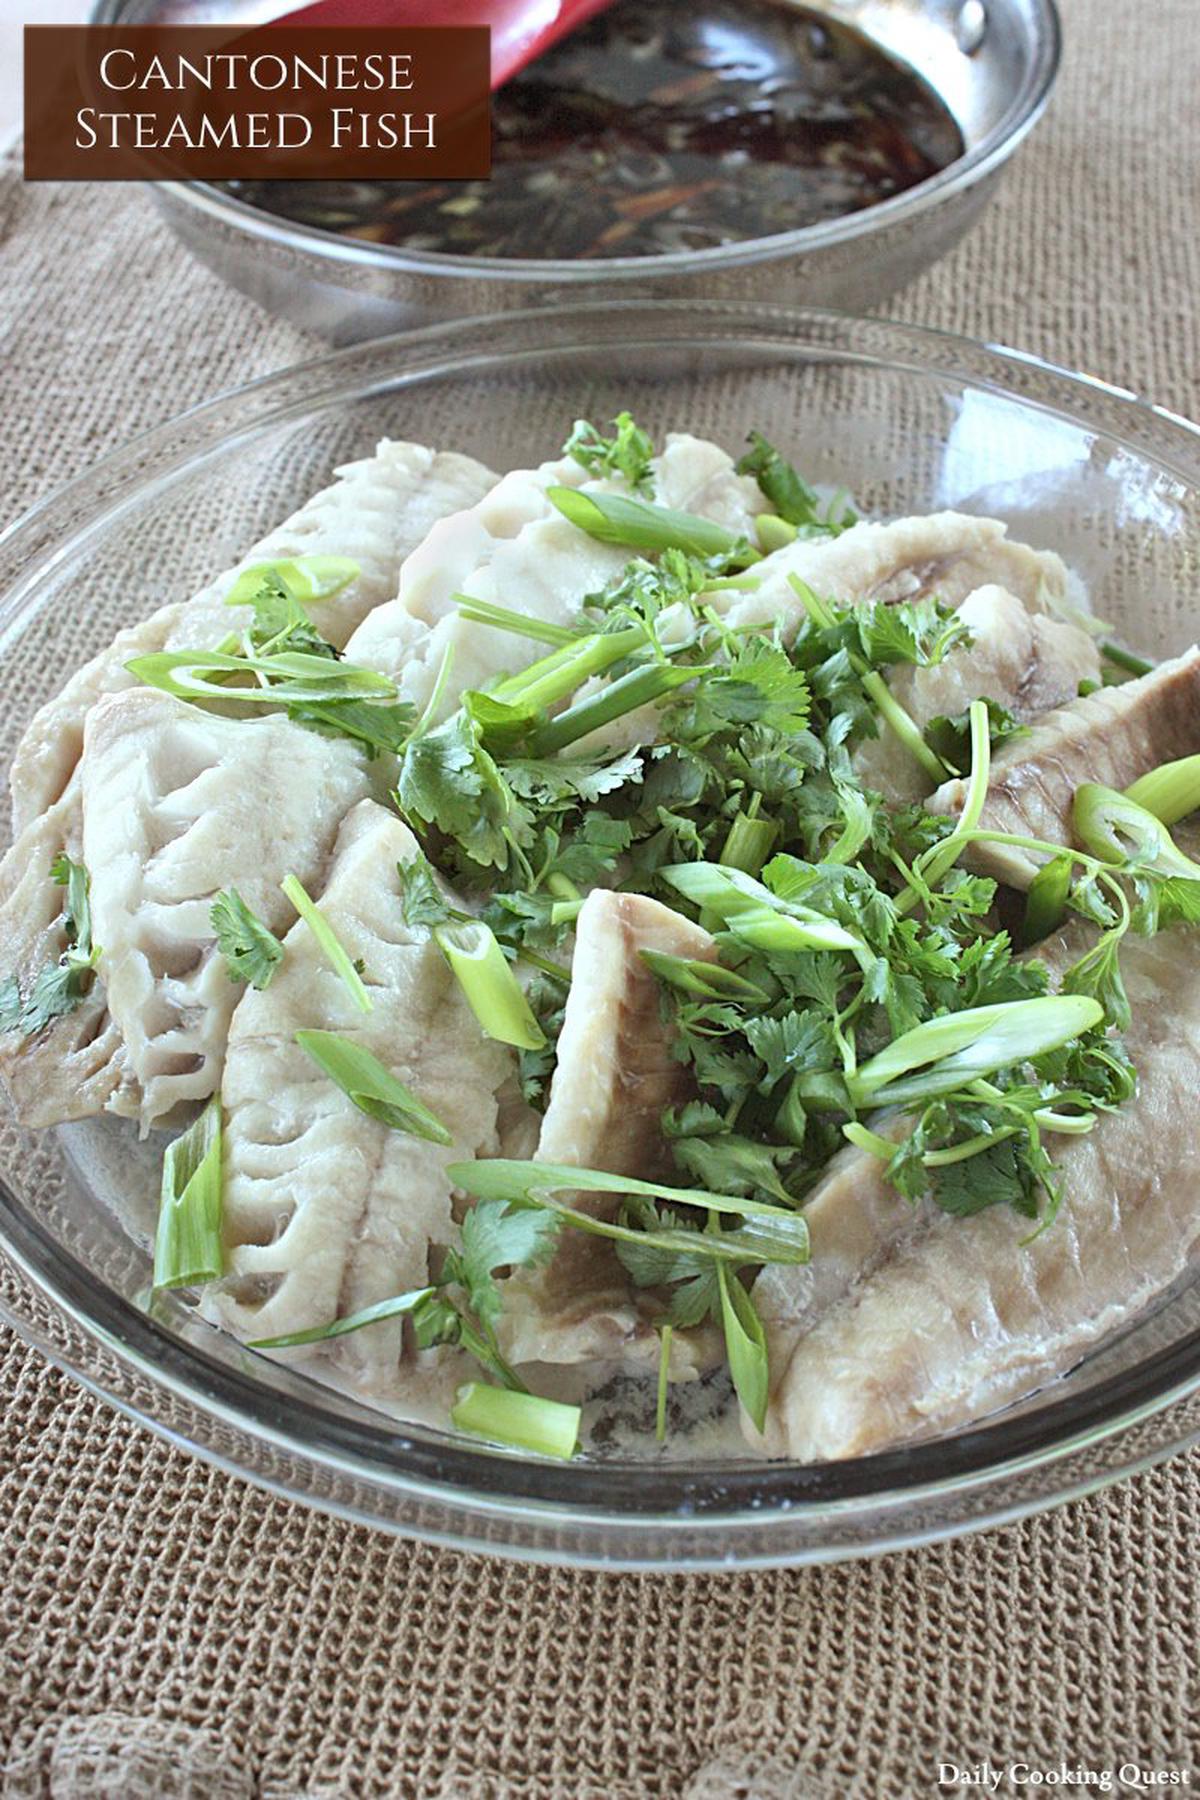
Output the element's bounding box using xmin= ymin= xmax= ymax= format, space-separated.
xmin=529 ymin=661 xmax=700 ymax=757
xmin=490 ymin=625 xmax=647 ymax=711
xmin=549 ymin=900 xmax=584 ymax=927
xmin=639 ymin=949 xmax=768 ymax=1002
xmin=447 ymin=1159 xmax=810 ymax=1261
xmin=1073 ymin=783 xmax=1200 ymax=878
xmin=848 ymin=995 xmax=1105 ymax=1109
xmin=548 ymin=485 xmax=760 ymax=565
xmin=1101 ymin=641 xmax=1155 ymax=679
xmin=154 ymin=1097 xmax=223 ymax=1290
xmin=224 ymin=555 xmax=360 ymax=608
xmin=842 ymin=1121 xmax=897 ymax=1161
xmin=453 ymin=594 xmax=581 ymax=648
xmin=1019 ymin=854 xmax=1073 ymax=947
xmin=655 ymin=1325 xmax=673 ymax=1443
xmin=296 ymin=1029 xmax=452 ymax=1142
xmin=1125 ymin=754 xmax=1200 ymax=826
xmin=717 ymin=1263 xmax=770 ymax=1433
xmin=861 ymin=669 xmax=949 ymax=783
xmin=436 ymin=922 xmax=546 ymax=1051
xmin=756 ymin=513 xmax=798 ymax=553
xmin=281 ymin=873 xmax=373 ymax=1014
xmin=546 ymin=872 xmax=581 ymax=902
xmin=787 ymin=575 xmax=837 ymax=631
xmin=719 ymin=811 xmax=779 ymax=877
xmin=248 ymin=1286 xmax=435 ymax=1348
xmin=127 ymin=647 xmax=397 ymax=706
xmin=451 ymin=1382 xmax=581 ymax=1459
xmin=662 ymin=863 xmax=869 ymax=962
xmin=898 ymin=699 xmax=992 ymax=914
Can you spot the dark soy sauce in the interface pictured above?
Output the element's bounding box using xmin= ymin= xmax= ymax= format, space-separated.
xmin=222 ymin=0 xmax=964 ymax=260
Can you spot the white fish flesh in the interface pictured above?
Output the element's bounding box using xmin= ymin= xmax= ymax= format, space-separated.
xmin=78 ymin=689 xmax=372 ymax=1131
xmin=345 ymin=433 xmax=766 ymax=718
xmin=928 ymin=645 xmax=1200 ymax=887
xmin=205 ymin=800 xmax=513 ymax=1392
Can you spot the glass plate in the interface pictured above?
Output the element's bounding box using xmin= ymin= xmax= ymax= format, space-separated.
xmin=3 ymin=303 xmax=1200 ymax=1569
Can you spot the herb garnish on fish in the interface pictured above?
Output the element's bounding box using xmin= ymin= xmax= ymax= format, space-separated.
xmin=0 ymin=854 xmax=100 ymax=1037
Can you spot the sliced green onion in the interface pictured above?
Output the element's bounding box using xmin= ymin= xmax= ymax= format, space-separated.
xmin=127 ymin=647 xmax=397 ymax=706
xmin=1125 ymin=754 xmax=1200 ymax=826
xmin=1019 ymin=854 xmax=1073 ymax=947
xmin=756 ymin=512 xmax=798 ymax=553
xmin=717 ymin=1263 xmax=770 ymax=1433
xmin=655 ymin=1326 xmax=673 ymax=1443
xmin=436 ymin=921 xmax=545 ymax=1051
xmin=154 ymin=1097 xmax=223 ymax=1290
xmin=282 ymin=873 xmax=373 ymax=1014
xmin=453 ymin=594 xmax=581 ymax=648
xmin=528 ymin=661 xmax=700 ymax=756
xmin=662 ymin=863 xmax=869 ymax=963
xmin=861 ymin=669 xmax=949 ymax=783
xmin=1101 ymin=641 xmax=1155 ymax=679
xmin=919 ymin=699 xmax=992 ymax=885
xmin=549 ymin=900 xmax=584 ymax=927
xmin=548 ymin=485 xmax=760 ymax=565
xmin=490 ymin=625 xmax=647 ymax=711
xmin=447 ymin=1159 xmax=810 ymax=1264
xmin=451 ymin=1382 xmax=581 ymax=1459
xmin=788 ymin=575 xmax=836 ymax=630
xmin=296 ymin=1029 xmax=452 ymax=1142
xmin=248 ymin=1286 xmax=435 ymax=1348
xmin=719 ymin=811 xmax=779 ymax=877
xmin=640 ymin=950 xmax=768 ymax=1002
xmin=224 ymin=555 xmax=359 ymax=608
xmin=1073 ymin=783 xmax=1200 ymax=878
xmin=848 ymin=994 xmax=1105 ymax=1109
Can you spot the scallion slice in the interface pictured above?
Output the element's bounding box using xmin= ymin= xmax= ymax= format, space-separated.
xmin=1125 ymin=754 xmax=1200 ymax=826
xmin=247 ymin=1285 xmax=435 ymax=1348
xmin=1073 ymin=783 xmax=1200 ymax=879
xmin=547 ymin=486 xmax=760 ymax=565
xmin=281 ymin=874 xmax=373 ymax=1014
xmin=296 ymin=1030 xmax=452 ymax=1143
xmin=435 ymin=921 xmax=546 ymax=1051
xmin=127 ymin=647 xmax=397 ymax=706
xmin=451 ymin=1382 xmax=581 ymax=1459
xmin=154 ymin=1097 xmax=223 ymax=1290
xmin=848 ymin=994 xmax=1105 ymax=1109
xmin=717 ymin=1263 xmax=770 ymax=1433
xmin=224 ymin=555 xmax=359 ymax=608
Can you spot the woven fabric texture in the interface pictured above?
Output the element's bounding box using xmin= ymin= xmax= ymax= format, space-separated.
xmin=2 ymin=0 xmax=1199 ymax=1793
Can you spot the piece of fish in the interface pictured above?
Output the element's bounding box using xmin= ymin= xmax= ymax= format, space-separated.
xmin=74 ymin=689 xmax=372 ymax=1132
xmin=755 ymin=926 xmax=1200 ymax=1461
xmin=854 ymin=584 xmax=1102 ymax=804
xmin=0 ymin=441 xmax=492 ymax=1129
xmin=9 ymin=440 xmax=495 ymax=837
xmin=721 ymin=511 xmax=1073 ymax=635
xmin=206 ymin=800 xmax=513 ymax=1392
xmin=928 ymin=645 xmax=1200 ymax=887
xmin=345 ymin=433 xmax=765 ymax=718
xmin=500 ymin=889 xmax=720 ymax=1375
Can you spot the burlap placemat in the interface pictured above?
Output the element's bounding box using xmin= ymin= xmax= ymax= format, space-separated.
xmin=2 ymin=2 xmax=1198 ymax=1793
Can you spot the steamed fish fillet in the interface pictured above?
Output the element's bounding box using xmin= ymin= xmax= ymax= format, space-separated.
xmin=9 ymin=440 xmax=495 ymax=836
xmin=755 ymin=928 xmax=1200 ymax=1461
xmin=854 ymin=584 xmax=1102 ymax=804
xmin=500 ymin=890 xmax=720 ymax=1376
xmin=206 ymin=801 xmax=513 ymax=1392
xmin=928 ymin=645 xmax=1200 ymax=888
xmin=79 ymin=689 xmax=372 ymax=1132
xmin=720 ymin=511 xmax=1072 ymax=635
xmin=345 ymin=433 xmax=765 ymax=717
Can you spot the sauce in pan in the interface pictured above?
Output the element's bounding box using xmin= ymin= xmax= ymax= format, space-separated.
xmin=220 ymin=0 xmax=964 ymax=260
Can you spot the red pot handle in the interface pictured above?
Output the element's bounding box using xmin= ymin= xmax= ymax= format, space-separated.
xmin=272 ymin=0 xmax=618 ymax=91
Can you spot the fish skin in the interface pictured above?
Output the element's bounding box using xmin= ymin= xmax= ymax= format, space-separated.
xmin=752 ymin=927 xmax=1200 ymax=1461
xmin=721 ymin=510 xmax=1073 ymax=635
xmin=499 ymin=889 xmax=721 ymax=1376
xmin=853 ymin=584 xmax=1102 ymax=804
xmin=0 ymin=440 xmax=494 ymax=1129
xmin=75 ymin=689 xmax=373 ymax=1134
xmin=205 ymin=800 xmax=513 ymax=1391
xmin=928 ymin=644 xmax=1200 ymax=888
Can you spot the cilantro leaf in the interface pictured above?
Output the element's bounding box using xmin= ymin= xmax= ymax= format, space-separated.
xmin=735 ymin=431 xmax=855 ymax=536
xmin=4 ymin=855 xmax=101 ymax=1038
xmin=210 ymin=889 xmax=284 ymax=989
xmin=397 ymin=856 xmax=457 ymax=932
xmin=563 ymin=412 xmax=656 ymax=495
xmin=443 ymin=1199 xmax=561 ymax=1333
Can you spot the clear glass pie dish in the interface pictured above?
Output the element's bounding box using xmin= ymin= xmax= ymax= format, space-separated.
xmin=3 ymin=303 xmax=1200 ymax=1571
